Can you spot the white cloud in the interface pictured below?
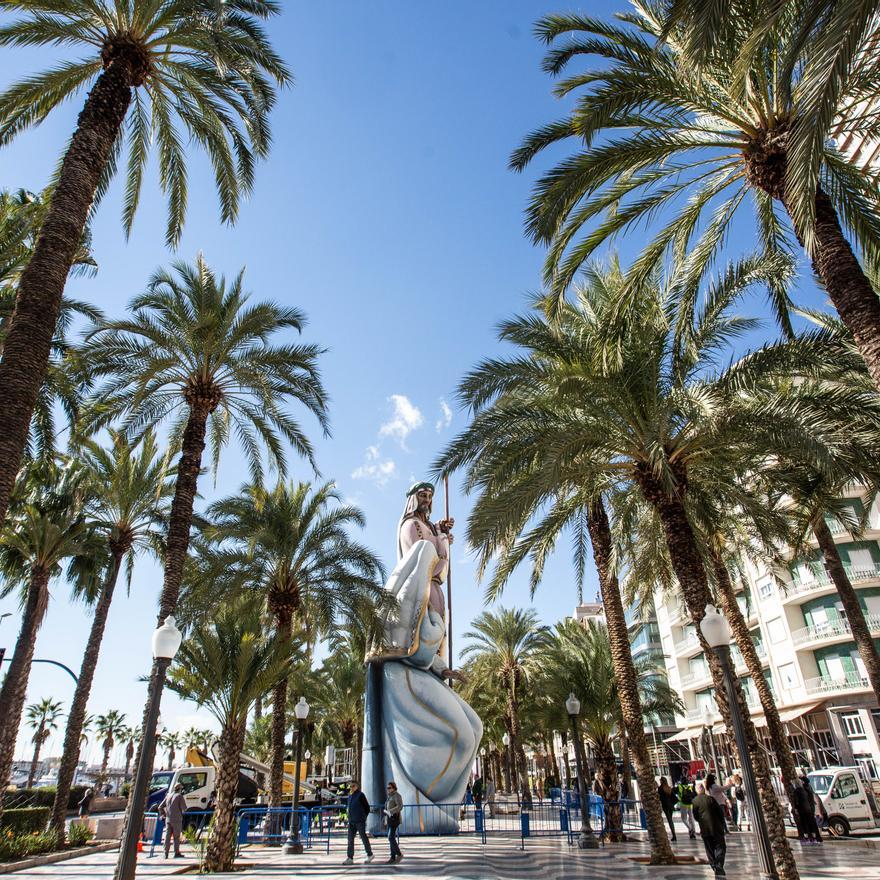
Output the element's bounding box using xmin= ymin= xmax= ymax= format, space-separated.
xmin=379 ymin=394 xmax=424 ymax=448
xmin=352 ymin=457 xmax=397 ymax=487
xmin=435 ymin=398 xmax=453 ymax=432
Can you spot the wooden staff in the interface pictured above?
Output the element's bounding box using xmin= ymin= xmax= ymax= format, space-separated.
xmin=444 ymin=475 xmax=454 ymax=678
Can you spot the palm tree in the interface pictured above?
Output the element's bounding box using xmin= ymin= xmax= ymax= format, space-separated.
xmin=25 ymin=697 xmax=64 ymax=788
xmin=122 ymin=726 xmax=138 ymax=784
xmin=159 ymin=731 xmax=181 ymax=769
xmin=0 ymin=461 xmax=94 ymax=804
xmin=0 ymin=0 xmax=291 ymax=525
xmin=513 ymin=7 xmax=880 ymax=392
xmin=165 ymin=595 xmax=295 ymax=873
xmin=538 ymin=620 xmax=682 ymax=842
xmin=51 ymin=430 xmax=172 ymax=834
xmin=94 ymin=710 xmax=127 ymax=791
xmin=200 ymin=480 xmax=384 ymax=811
xmin=436 ymin=256 xmax=870 ymax=880
xmin=313 ymin=650 xmax=366 ymax=776
xmin=461 ymin=608 xmax=550 ymax=796
xmin=81 ymin=254 xmax=329 ymax=831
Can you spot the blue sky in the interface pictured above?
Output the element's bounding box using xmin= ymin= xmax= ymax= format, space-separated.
xmin=0 ymin=0 xmax=828 ymax=764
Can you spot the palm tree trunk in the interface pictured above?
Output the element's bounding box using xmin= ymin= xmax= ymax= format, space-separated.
xmin=813 ymin=516 xmax=880 ymax=702
xmin=593 ymin=736 xmax=623 ymax=842
xmin=116 ymin=406 xmax=209 ymax=876
xmin=254 ymin=694 xmax=263 ymax=720
xmin=0 ymin=63 xmax=135 ymax=527
xmin=268 ymin=612 xmax=292 ymax=811
xmin=783 ymin=187 xmax=880 ymax=392
xmin=50 ymin=549 xmax=125 ymax=835
xmin=710 ymin=549 xmax=799 ymax=796
xmin=633 ymin=467 xmax=799 ymax=880
xmin=0 ymin=566 xmax=51 ymax=811
xmin=28 ymin=727 xmax=45 ymax=789
xmin=204 ymin=719 xmax=246 ymax=873
xmin=587 ymin=498 xmax=676 ymax=862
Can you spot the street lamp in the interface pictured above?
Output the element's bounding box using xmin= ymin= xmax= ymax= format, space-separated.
xmin=282 ymin=697 xmax=310 ymax=855
xmin=700 ymin=605 xmax=777 ymax=880
xmin=116 ymin=617 xmax=182 ymax=880
xmin=501 ymin=733 xmax=512 ymax=794
xmin=565 ymin=693 xmax=599 ymax=849
xmin=479 ymin=746 xmax=486 ymax=779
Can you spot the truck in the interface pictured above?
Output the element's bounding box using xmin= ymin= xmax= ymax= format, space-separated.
xmin=807 ymin=766 xmax=880 ymax=836
xmin=147 ymin=747 xmax=314 ymax=814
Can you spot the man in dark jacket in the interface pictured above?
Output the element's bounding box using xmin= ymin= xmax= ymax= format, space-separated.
xmin=692 ymin=784 xmax=727 ymax=876
xmin=343 ymin=781 xmax=374 ymax=865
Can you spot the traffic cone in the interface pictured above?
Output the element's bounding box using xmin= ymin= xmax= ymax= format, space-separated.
xmin=136 ymin=840 xmax=143 ymax=853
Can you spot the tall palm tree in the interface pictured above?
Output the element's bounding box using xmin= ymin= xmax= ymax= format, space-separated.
xmin=461 ymin=608 xmax=551 ymax=796
xmin=51 ymin=430 xmax=172 ymax=834
xmin=122 ymin=726 xmax=138 ymax=784
xmin=94 ymin=710 xmax=127 ymax=791
xmin=159 ymin=731 xmax=181 ymax=769
xmin=200 ymin=480 xmax=384 ymax=811
xmin=0 ymin=461 xmax=94 ymax=806
xmin=0 ymin=0 xmax=291 ymax=525
xmin=313 ymin=650 xmax=366 ymax=776
xmin=513 ymin=6 xmax=880 ymax=391
xmin=538 ymin=620 xmax=682 ymax=842
xmin=25 ymin=697 xmax=64 ymax=788
xmin=81 ymin=254 xmax=329 ymax=838
xmin=165 ymin=595 xmax=295 ymax=873
xmin=437 ymin=256 xmax=872 ymax=880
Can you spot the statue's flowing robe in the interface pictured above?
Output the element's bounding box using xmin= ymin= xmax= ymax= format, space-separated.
xmin=362 ymin=539 xmax=482 ymax=833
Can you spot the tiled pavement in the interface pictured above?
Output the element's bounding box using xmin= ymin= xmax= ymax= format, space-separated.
xmin=8 ymin=832 xmax=880 ymax=879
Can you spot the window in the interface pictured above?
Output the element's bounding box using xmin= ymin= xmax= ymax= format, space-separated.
xmin=831 ymin=773 xmax=859 ymax=799
xmin=842 ymin=711 xmax=866 ymax=738
xmin=855 ymin=755 xmax=878 ymax=780
xmin=847 ymin=546 xmax=875 ymax=574
xmin=149 ymin=772 xmax=174 ymax=794
xmin=872 ymin=709 xmax=880 ymax=735
xmin=788 ymin=734 xmax=809 ymax=768
xmin=766 ymin=617 xmax=787 ymax=644
xmin=177 ymin=771 xmax=208 ymax=795
xmin=756 ymin=576 xmax=774 ymax=599
xmin=779 ymin=663 xmax=799 ymax=690
xmin=813 ymin=729 xmax=839 ymax=768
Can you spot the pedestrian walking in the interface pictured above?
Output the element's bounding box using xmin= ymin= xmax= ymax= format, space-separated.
xmin=343 ymin=780 xmax=374 ymax=866
xmin=472 ymin=775 xmax=484 ymax=809
xmin=724 ymin=777 xmax=739 ymax=830
xmin=160 ymin=783 xmax=187 ymax=858
xmin=485 ymin=778 xmax=496 ymax=818
xmin=384 ymin=781 xmax=404 ymax=864
xmin=731 ymin=773 xmax=748 ymax=830
xmin=792 ymin=778 xmax=822 ymax=844
xmin=705 ymin=774 xmax=730 ymax=832
xmin=77 ymin=787 xmax=94 ymax=819
xmin=658 ymin=777 xmax=678 ymax=842
xmin=676 ymin=771 xmax=697 ymax=839
xmin=801 ymin=771 xmax=827 ymax=834
xmin=692 ymin=783 xmax=727 ymax=876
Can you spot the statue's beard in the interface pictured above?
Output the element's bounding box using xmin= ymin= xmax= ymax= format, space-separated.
xmin=417 ymin=501 xmax=431 ymax=517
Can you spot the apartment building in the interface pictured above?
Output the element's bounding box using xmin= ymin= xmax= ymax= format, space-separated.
xmin=655 ymin=490 xmax=880 ymax=781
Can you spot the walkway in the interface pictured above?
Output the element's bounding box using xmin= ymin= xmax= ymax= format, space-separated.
xmin=8 ymin=833 xmax=878 ymax=878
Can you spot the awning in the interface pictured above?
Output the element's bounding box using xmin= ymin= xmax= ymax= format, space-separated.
xmin=663 ymin=729 xmax=698 ymax=744
xmin=778 ymin=701 xmax=824 ymax=724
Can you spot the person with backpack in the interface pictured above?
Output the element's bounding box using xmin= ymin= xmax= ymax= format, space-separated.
xmin=676 ymin=771 xmax=697 ymax=839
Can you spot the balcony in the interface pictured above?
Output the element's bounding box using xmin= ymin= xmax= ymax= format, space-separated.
xmin=685 ymin=693 xmax=761 ymax=723
xmin=672 ymin=632 xmax=702 ymax=657
xmin=781 ymin=562 xmax=880 ymax=602
xmin=790 ymin=613 xmax=880 ymax=648
xmin=804 ymin=673 xmax=871 ymax=696
xmin=679 ymin=668 xmax=711 ymax=690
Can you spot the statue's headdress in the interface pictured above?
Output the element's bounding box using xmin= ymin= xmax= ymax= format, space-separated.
xmin=397 ymin=481 xmax=435 ymax=559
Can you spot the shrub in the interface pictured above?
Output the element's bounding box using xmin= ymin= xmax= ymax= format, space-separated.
xmin=0 ymin=808 xmax=50 ymax=834
xmin=67 ymin=823 xmax=94 ymax=847
xmin=0 ymin=829 xmax=59 ymax=862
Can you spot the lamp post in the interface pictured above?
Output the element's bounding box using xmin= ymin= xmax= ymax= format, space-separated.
xmin=501 ymin=733 xmax=512 ymax=794
xmin=702 ymin=703 xmax=720 ymax=775
xmin=115 ymin=617 xmax=182 ymax=880
xmin=479 ymin=746 xmax=486 ymax=780
xmin=565 ymin=693 xmax=599 ymax=849
xmin=700 ymin=605 xmax=777 ymax=880
xmin=282 ymin=697 xmax=310 ymax=855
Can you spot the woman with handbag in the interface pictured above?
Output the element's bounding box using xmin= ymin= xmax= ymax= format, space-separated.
xmin=384 ymin=781 xmax=404 ymax=864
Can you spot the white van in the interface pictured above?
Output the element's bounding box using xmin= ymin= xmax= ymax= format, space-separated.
xmin=807 ymin=767 xmax=880 ymax=836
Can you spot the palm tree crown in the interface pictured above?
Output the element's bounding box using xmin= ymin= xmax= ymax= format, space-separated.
xmin=85 ymin=254 xmax=329 ymax=481
xmin=0 ymin=0 xmax=291 ymax=246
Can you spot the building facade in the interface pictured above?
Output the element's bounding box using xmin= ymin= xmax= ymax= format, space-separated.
xmin=655 ymin=490 xmax=880 ymax=781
